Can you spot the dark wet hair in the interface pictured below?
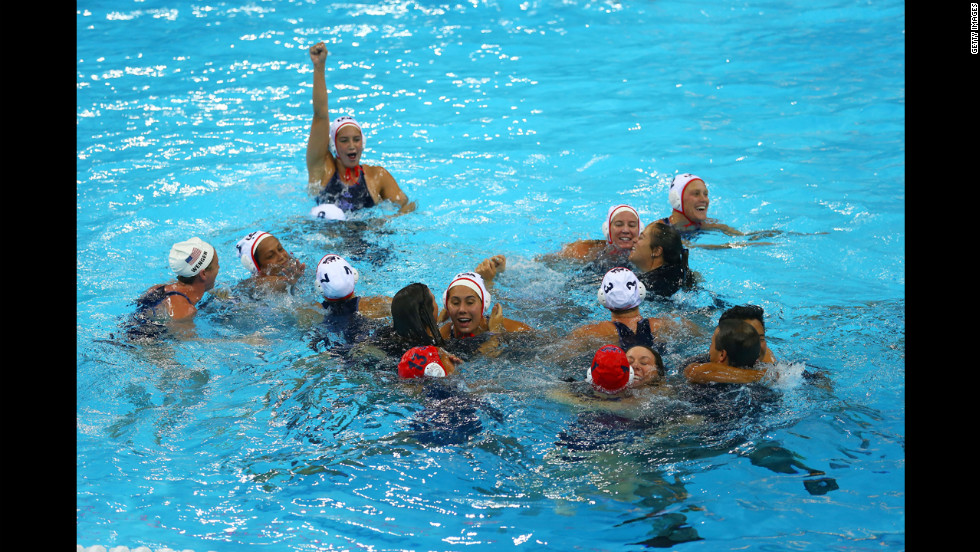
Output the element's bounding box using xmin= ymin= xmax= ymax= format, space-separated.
xmin=390 ymin=283 xmax=444 ymax=347
xmin=715 ymin=319 xmax=761 ymax=368
xmin=719 ymin=304 xmax=765 ymax=329
xmin=648 ymin=222 xmax=685 ymax=265
xmin=647 ymin=222 xmax=695 ymax=288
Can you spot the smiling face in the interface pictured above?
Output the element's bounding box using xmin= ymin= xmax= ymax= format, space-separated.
xmin=446 ymin=285 xmax=484 ymax=336
xmin=628 ymin=223 xmax=661 ymax=272
xmin=681 ymin=179 xmax=710 ymax=224
xmin=608 ymin=210 xmax=640 ymax=250
xmin=334 ymin=125 xmax=363 ymax=169
xmin=626 ymin=345 xmax=663 ymax=385
xmin=253 ymin=237 xmax=294 ymax=275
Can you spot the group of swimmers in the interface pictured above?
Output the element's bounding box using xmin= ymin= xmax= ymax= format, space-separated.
xmin=126 ymin=41 xmax=783 ymax=401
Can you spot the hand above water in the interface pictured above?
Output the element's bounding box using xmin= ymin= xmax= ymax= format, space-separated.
xmin=310 ymin=41 xmax=328 ymax=66
xmin=475 ymin=254 xmax=506 ymax=287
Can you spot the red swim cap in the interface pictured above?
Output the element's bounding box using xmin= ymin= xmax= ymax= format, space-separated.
xmin=586 ymin=345 xmax=634 ymax=393
xmin=398 ymin=346 xmax=447 ymax=379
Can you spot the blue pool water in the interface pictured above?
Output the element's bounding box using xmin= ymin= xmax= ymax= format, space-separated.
xmin=77 ymin=1 xmax=904 ymax=550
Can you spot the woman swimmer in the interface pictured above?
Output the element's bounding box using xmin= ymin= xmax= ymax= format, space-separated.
xmin=659 ymin=174 xmax=741 ymax=235
xmin=315 ymin=253 xmax=391 ymax=319
xmin=307 ymin=253 xmax=391 ymax=352
xmin=125 ymin=237 xmax=221 ymax=339
xmin=306 ymin=42 xmax=416 ymax=216
xmin=361 ymin=283 xmax=461 ymax=372
xmin=439 ymin=260 xmax=532 ymax=341
xmin=628 ymin=221 xmax=697 ymax=297
xmin=546 ymin=345 xmax=670 ymax=413
xmin=553 ymin=204 xmax=641 ymax=262
xmin=625 ymin=345 xmax=666 ymax=386
xmin=659 ymin=173 xmax=785 ymax=248
xmin=565 ymin=267 xmax=695 ymax=355
xmin=234 ymin=231 xmax=306 ymax=294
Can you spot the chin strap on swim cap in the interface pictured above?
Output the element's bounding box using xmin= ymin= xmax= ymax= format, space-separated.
xmin=235 ymin=231 xmax=272 ymax=273
xmin=341 ymin=165 xmax=363 ymax=185
xmin=668 ymin=173 xmax=704 ymax=228
xmin=443 ymin=271 xmax=492 ymax=316
xmin=329 ymin=115 xmax=364 ymax=157
xmin=601 ymin=204 xmax=641 ymax=245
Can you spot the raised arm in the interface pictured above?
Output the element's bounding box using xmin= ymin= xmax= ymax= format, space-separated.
xmin=474 ymin=254 xmax=506 ymax=287
xmin=306 ymin=42 xmax=333 ymax=195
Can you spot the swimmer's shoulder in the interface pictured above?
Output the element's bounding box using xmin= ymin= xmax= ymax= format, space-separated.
xmin=358 ymin=295 xmax=392 ymax=319
xmin=557 ymin=239 xmax=606 ymax=260
xmin=165 ymin=291 xmax=198 ymax=320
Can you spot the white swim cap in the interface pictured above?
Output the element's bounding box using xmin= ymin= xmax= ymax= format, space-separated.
xmin=601 ymin=204 xmax=641 ymax=244
xmin=310 ymin=203 xmax=347 ymax=221
xmin=235 ymin=231 xmax=273 ymax=274
xmin=329 ymin=115 xmax=364 ymax=156
xmin=598 ymin=267 xmax=646 ymax=310
xmin=443 ymin=271 xmax=492 ymax=316
xmin=316 ymin=253 xmax=359 ymax=301
xmin=668 ymin=173 xmax=704 ymax=214
xmin=168 ymin=237 xmax=216 ymax=278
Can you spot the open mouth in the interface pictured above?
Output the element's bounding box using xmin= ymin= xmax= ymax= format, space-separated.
xmin=454 ymin=315 xmax=475 ymax=329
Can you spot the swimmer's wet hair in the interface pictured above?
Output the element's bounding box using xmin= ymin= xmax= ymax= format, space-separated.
xmin=715 ymin=319 xmax=761 ymax=368
xmin=646 ymin=221 xmax=696 ymax=289
xmin=648 ymin=221 xmax=686 ymax=267
xmin=391 ymin=283 xmax=445 ymax=347
xmin=720 ymin=305 xmax=766 ymax=327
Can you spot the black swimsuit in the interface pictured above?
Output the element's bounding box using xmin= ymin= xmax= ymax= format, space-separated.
xmin=124 ymin=285 xmax=193 ymax=340
xmin=636 ymin=263 xmax=688 ymax=298
xmin=315 ymin=166 xmax=376 ymax=211
xmin=611 ymin=318 xmax=666 ymax=357
xmin=310 ymin=297 xmax=383 ymax=353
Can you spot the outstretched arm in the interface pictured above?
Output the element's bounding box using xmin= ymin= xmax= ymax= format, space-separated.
xmin=702 ymin=221 xmax=745 ymax=237
xmin=306 ymin=42 xmax=333 ymax=195
xmin=683 ymin=361 xmax=766 ymax=384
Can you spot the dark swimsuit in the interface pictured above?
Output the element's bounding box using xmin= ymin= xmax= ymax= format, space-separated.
xmin=658 ymin=215 xmax=701 ymax=231
xmin=636 ymin=263 xmax=688 ymax=298
xmin=124 ymin=285 xmax=194 ymax=340
xmin=310 ymin=297 xmax=382 ymax=353
xmin=440 ymin=317 xmax=496 ymax=360
xmin=612 ymin=318 xmax=666 ymax=357
xmin=315 ymin=166 xmax=376 ymax=211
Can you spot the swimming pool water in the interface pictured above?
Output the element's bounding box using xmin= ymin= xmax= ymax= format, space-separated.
xmin=77 ymin=0 xmax=904 ymax=550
